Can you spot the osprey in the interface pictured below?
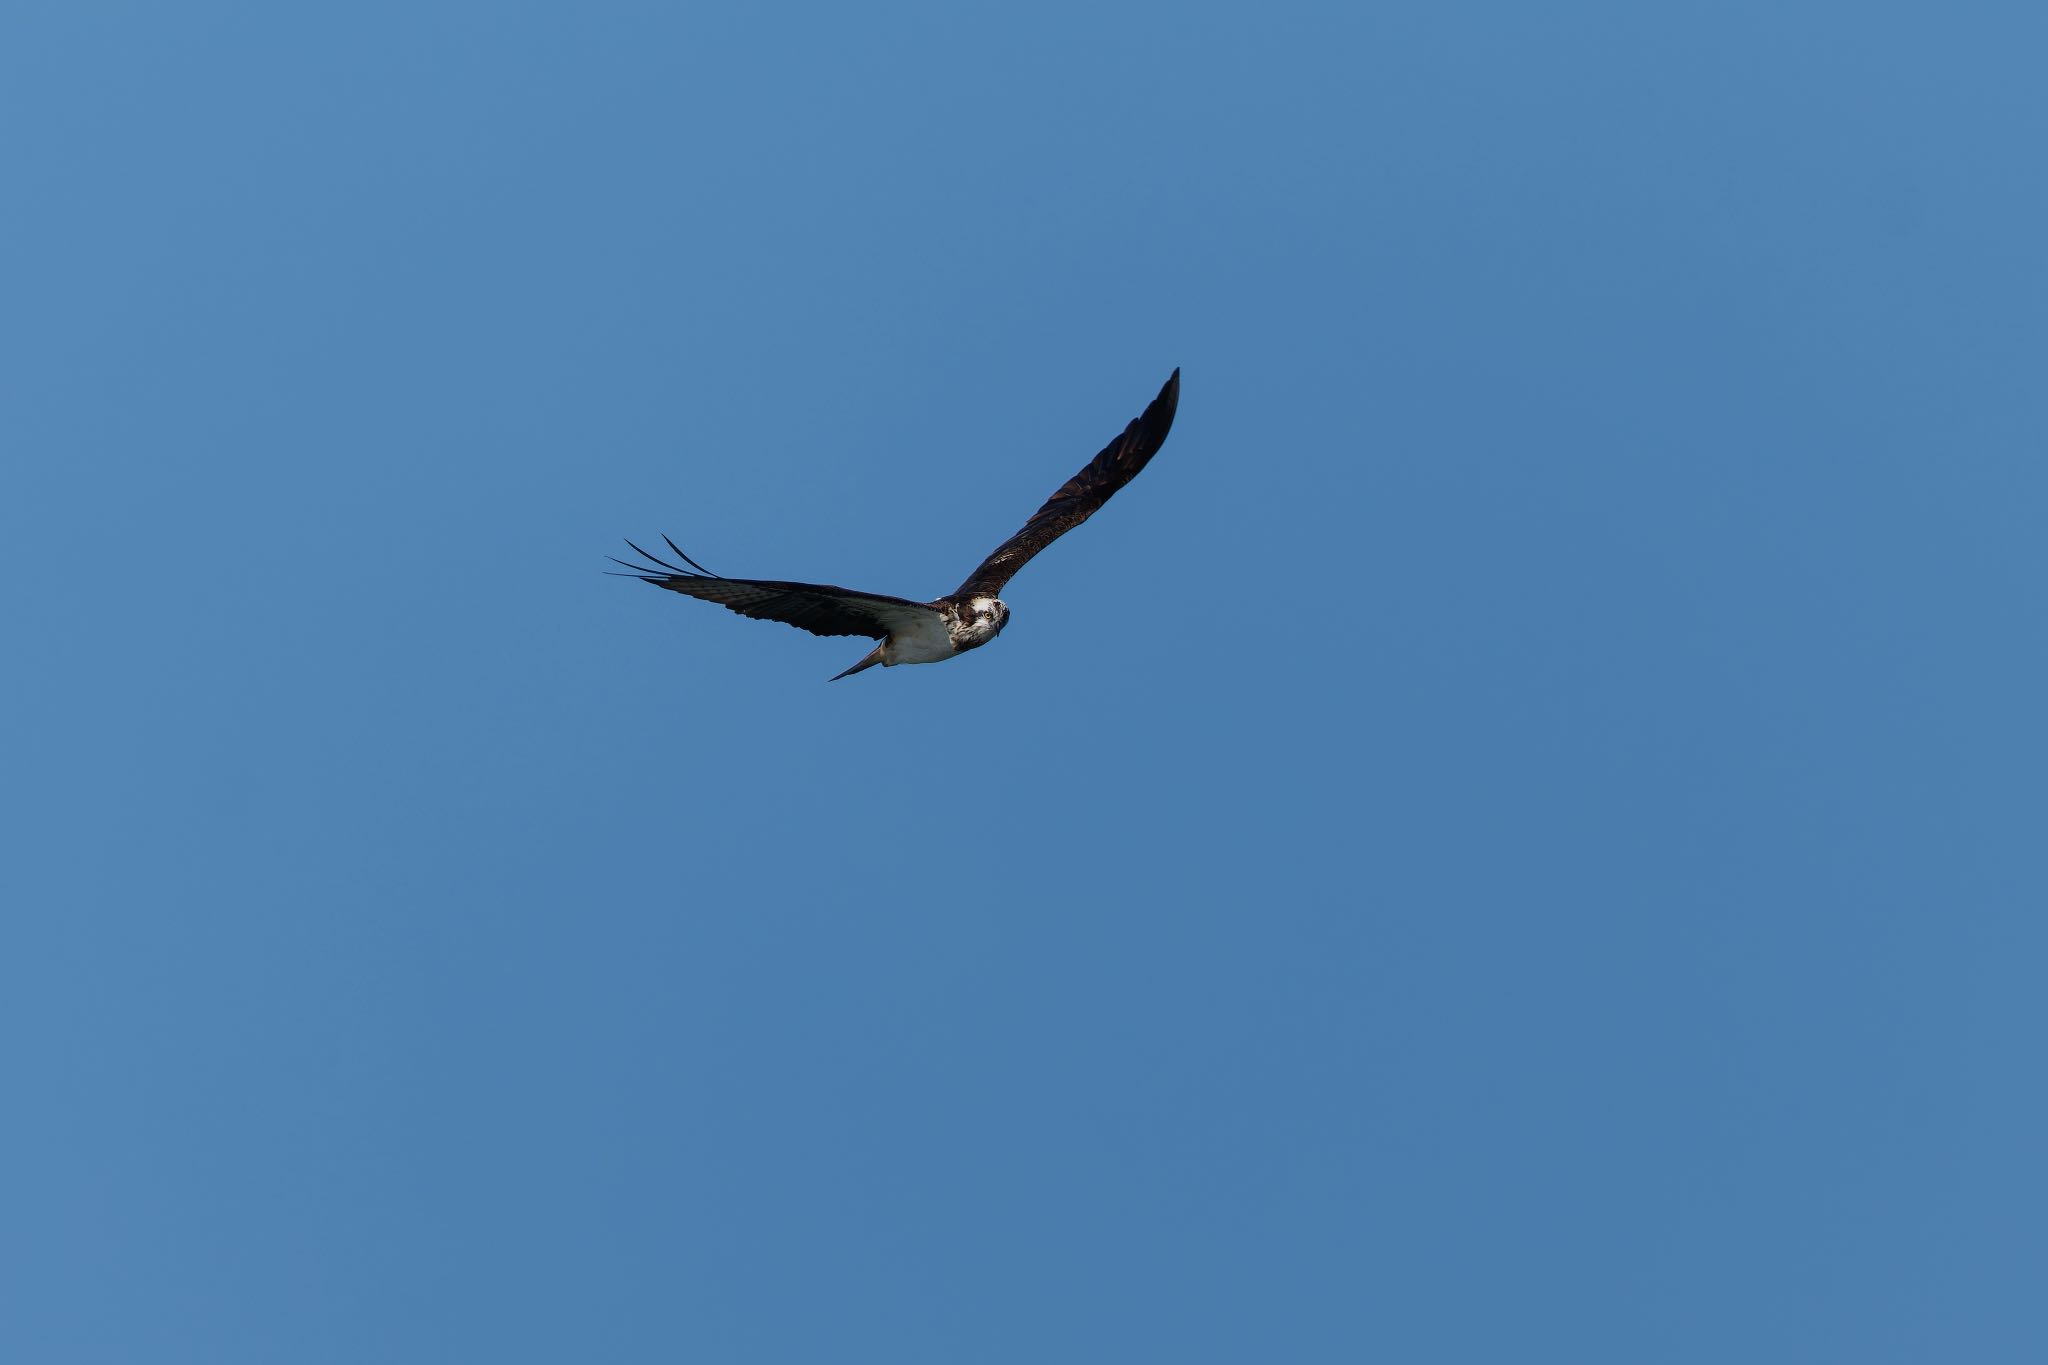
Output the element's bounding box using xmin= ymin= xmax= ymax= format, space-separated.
xmin=612 ymin=368 xmax=1181 ymax=680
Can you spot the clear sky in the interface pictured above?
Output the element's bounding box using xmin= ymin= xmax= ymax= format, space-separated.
xmin=5 ymin=2 xmax=2044 ymax=1361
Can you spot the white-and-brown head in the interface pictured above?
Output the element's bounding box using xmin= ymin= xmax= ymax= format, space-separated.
xmin=948 ymin=596 xmax=1009 ymax=651
xmin=974 ymin=597 xmax=1010 ymax=635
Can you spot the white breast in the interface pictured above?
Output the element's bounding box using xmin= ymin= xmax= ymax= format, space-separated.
xmin=883 ymin=610 xmax=959 ymax=666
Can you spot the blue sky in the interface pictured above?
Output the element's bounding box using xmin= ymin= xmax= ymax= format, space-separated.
xmin=5 ymin=2 xmax=2045 ymax=1360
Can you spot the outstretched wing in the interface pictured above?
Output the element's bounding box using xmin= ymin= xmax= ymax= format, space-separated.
xmin=951 ymin=368 xmax=1180 ymax=601
xmin=610 ymin=537 xmax=942 ymax=640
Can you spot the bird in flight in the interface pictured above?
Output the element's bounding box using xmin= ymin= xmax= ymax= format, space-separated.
xmin=611 ymin=368 xmax=1181 ymax=680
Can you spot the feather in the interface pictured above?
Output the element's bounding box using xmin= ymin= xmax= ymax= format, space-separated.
xmin=948 ymin=369 xmax=1180 ymax=601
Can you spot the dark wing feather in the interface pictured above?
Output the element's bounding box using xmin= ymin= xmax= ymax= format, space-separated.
xmin=610 ymin=540 xmax=940 ymax=640
xmin=950 ymin=368 xmax=1180 ymax=600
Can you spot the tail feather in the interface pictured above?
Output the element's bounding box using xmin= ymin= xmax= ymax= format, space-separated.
xmin=830 ymin=644 xmax=886 ymax=681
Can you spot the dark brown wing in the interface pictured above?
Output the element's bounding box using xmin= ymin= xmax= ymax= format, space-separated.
xmin=950 ymin=368 xmax=1180 ymax=601
xmin=610 ymin=537 xmax=941 ymax=639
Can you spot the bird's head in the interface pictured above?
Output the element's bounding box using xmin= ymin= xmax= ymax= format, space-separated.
xmin=970 ymin=596 xmax=1009 ymax=641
